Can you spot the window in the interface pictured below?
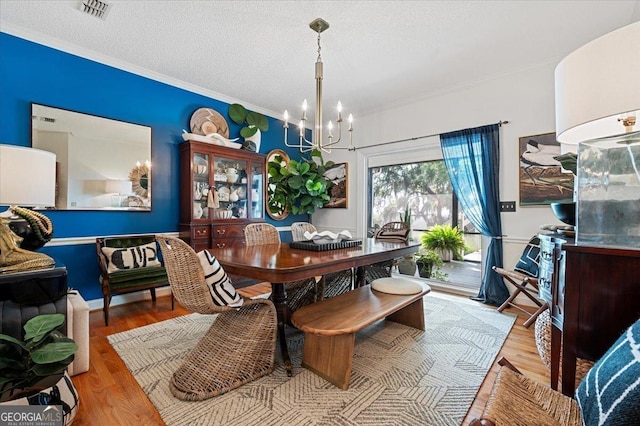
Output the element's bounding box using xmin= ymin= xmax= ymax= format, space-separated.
xmin=368 ymin=159 xmax=481 ymax=291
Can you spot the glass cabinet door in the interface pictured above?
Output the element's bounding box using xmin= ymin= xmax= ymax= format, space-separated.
xmin=251 ymin=161 xmax=264 ymax=219
xmin=193 ymin=152 xmax=210 ymax=220
xmin=214 ymin=156 xmax=248 ymax=219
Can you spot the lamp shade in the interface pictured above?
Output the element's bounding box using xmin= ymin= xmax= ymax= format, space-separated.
xmin=0 ymin=145 xmax=56 ymax=207
xmin=105 ymin=179 xmax=132 ymax=195
xmin=555 ymin=21 xmax=640 ymax=144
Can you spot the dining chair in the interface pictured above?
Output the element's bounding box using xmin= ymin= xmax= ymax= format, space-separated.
xmin=244 ymin=223 xmax=319 ymax=311
xmin=366 ymin=221 xmax=410 ymax=284
xmin=472 ymin=317 xmax=640 ymax=425
xmin=290 ymin=222 xmax=353 ymax=299
xmin=156 ymin=235 xmax=277 ymax=401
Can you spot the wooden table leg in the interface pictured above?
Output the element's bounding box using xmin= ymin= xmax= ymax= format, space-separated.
xmin=355 ymin=266 xmax=366 ymax=288
xmin=550 ymin=323 xmax=561 ymax=390
xmin=271 ymin=282 xmax=293 ymax=376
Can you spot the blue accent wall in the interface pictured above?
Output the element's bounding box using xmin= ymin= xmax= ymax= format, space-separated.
xmin=0 ymin=32 xmax=307 ymax=301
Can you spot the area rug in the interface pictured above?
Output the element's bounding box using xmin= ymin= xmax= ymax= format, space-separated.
xmin=108 ymin=292 xmax=516 ymax=425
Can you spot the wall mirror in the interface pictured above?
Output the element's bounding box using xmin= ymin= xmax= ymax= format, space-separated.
xmin=266 ymin=149 xmax=290 ymax=220
xmin=31 ymin=103 xmax=152 ymax=211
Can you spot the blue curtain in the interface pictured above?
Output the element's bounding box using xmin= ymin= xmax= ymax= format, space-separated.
xmin=440 ymin=124 xmax=509 ymax=306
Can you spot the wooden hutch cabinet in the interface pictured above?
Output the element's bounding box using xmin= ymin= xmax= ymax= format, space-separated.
xmin=538 ymin=234 xmax=640 ymax=396
xmin=179 ymin=140 xmax=266 ymax=251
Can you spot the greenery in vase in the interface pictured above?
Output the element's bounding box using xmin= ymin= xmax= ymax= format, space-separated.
xmin=267 ymin=149 xmax=334 ymax=215
xmin=228 ymin=103 xmax=269 ymax=138
xmin=421 ymin=224 xmax=467 ymax=260
xmin=0 ymin=314 xmax=77 ymax=402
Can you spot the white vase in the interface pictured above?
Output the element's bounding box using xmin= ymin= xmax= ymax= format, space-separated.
xmin=243 ymin=128 xmax=261 ymax=152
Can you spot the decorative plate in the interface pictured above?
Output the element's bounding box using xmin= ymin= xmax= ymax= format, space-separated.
xmin=189 ymin=108 xmax=229 ymax=138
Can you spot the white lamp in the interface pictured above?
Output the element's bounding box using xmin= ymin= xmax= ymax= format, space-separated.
xmin=555 ymin=21 xmax=640 ymax=144
xmin=554 ymin=21 xmax=640 ymax=248
xmin=105 ymin=179 xmax=132 ymax=207
xmin=0 ymin=144 xmax=57 ymax=271
xmin=0 ymin=145 xmax=56 ymax=207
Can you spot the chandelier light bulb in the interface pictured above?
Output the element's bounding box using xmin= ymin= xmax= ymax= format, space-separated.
xmin=328 ymin=120 xmax=333 ymax=137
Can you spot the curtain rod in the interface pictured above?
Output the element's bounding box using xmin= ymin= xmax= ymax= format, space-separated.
xmin=356 ymin=120 xmax=509 ymax=150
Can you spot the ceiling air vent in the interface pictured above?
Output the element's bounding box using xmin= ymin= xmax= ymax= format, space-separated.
xmin=79 ymin=0 xmax=112 ymax=20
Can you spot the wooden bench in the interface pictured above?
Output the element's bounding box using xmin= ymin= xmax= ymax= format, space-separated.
xmin=290 ymin=282 xmax=431 ymax=389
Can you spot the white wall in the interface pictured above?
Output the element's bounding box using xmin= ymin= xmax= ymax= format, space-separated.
xmin=313 ymin=60 xmax=566 ymax=302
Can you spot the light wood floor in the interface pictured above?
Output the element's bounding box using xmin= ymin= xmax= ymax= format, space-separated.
xmin=71 ymin=284 xmax=550 ymax=425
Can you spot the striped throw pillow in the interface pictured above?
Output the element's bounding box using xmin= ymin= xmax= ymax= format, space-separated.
xmin=196 ymin=250 xmax=243 ymax=307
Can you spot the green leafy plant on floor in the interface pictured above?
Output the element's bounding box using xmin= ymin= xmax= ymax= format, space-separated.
xmin=421 ymin=224 xmax=467 ymax=261
xmin=0 ymin=313 xmax=77 ymax=402
xmin=414 ymin=250 xmax=445 ymax=278
xmin=267 ymin=149 xmax=334 ymax=215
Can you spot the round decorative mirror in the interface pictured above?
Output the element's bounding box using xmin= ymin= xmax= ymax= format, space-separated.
xmin=129 ymin=162 xmax=151 ymax=200
xmin=266 ymin=149 xmax=290 ymax=220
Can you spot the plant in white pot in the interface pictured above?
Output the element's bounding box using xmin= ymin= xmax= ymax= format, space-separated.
xmin=421 ymin=224 xmax=466 ymax=262
xmin=228 ymin=103 xmax=269 ymax=152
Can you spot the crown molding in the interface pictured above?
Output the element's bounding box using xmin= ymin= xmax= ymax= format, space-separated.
xmin=0 ymin=23 xmax=281 ymax=120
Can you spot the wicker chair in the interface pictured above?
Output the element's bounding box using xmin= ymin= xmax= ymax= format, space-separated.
xmin=155 ymin=235 xmax=277 ymax=401
xmin=244 ymin=223 xmax=319 ymax=311
xmin=470 ymin=357 xmax=583 ymax=426
xmin=290 ymin=222 xmax=353 ymax=299
xmin=366 ymin=222 xmax=410 ymax=284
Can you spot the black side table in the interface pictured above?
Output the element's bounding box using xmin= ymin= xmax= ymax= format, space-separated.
xmin=0 ymin=261 xmax=68 ymax=338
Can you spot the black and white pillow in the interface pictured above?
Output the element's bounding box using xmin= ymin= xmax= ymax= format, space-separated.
xmin=576 ymin=318 xmax=640 ymax=425
xmin=514 ymin=236 xmax=541 ymax=278
xmin=196 ymin=250 xmax=243 ymax=307
xmin=101 ymin=242 xmax=161 ymax=273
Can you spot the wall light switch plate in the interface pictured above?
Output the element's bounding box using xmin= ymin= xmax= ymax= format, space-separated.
xmin=500 ymin=201 xmax=516 ymax=212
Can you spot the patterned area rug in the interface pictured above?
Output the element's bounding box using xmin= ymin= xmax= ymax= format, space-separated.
xmin=108 ymin=292 xmax=515 ymax=425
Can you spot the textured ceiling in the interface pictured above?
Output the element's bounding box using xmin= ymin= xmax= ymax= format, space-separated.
xmin=1 ymin=1 xmax=639 ymax=121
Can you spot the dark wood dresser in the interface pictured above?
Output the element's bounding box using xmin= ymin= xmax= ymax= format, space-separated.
xmin=539 ymin=234 xmax=640 ymax=396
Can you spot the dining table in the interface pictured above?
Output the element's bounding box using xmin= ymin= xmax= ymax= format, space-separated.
xmin=207 ymin=237 xmax=420 ymax=375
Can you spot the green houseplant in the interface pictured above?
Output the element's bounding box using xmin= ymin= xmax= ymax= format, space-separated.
xmin=0 ymin=313 xmax=77 ymax=402
xmin=421 ymin=224 xmax=466 ymax=262
xmin=267 ymin=149 xmax=334 ymax=215
xmin=414 ymin=250 xmax=443 ymax=278
xmin=228 ymin=103 xmax=269 ymax=138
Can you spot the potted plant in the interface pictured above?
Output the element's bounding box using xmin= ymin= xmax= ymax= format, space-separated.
xmin=267 ymin=149 xmax=333 ymax=215
xmin=228 ymin=103 xmax=269 ymax=152
xmin=414 ymin=250 xmax=443 ymax=278
xmin=0 ymin=313 xmax=77 ymax=402
xmin=421 ymin=224 xmax=466 ymax=262
xmin=397 ymin=255 xmax=417 ymax=276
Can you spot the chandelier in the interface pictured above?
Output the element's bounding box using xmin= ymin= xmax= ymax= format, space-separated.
xmin=284 ymin=18 xmax=354 ymax=153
